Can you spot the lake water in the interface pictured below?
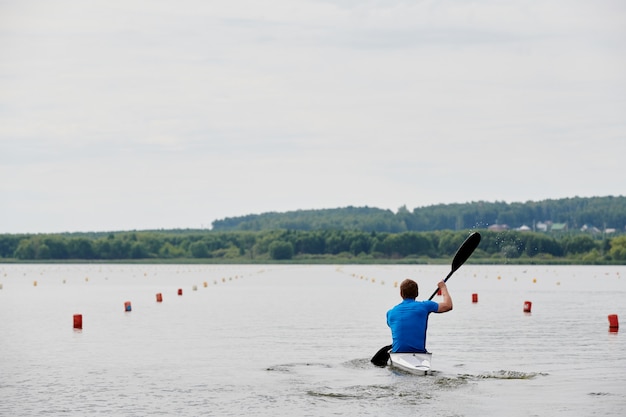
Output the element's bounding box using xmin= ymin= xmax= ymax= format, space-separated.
xmin=0 ymin=264 xmax=624 ymax=416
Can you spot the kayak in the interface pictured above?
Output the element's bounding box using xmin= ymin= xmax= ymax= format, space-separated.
xmin=388 ymin=352 xmax=432 ymax=375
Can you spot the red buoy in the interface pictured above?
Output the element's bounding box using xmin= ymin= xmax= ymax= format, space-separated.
xmin=472 ymin=293 xmax=478 ymax=303
xmin=177 ymin=288 xmax=183 ymax=296
xmin=156 ymin=293 xmax=163 ymax=302
xmin=523 ymin=301 xmax=532 ymax=313
xmin=73 ymin=314 xmax=83 ymax=329
xmin=124 ymin=301 xmax=132 ymax=312
xmin=608 ymin=314 xmax=619 ymax=332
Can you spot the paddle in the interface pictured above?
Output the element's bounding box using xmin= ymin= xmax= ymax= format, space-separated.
xmin=370 ymin=231 xmax=482 ymax=367
xmin=426 ymin=231 xmax=482 ymax=301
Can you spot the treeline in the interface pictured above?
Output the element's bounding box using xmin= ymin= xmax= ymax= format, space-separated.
xmin=211 ymin=196 xmax=626 ymax=232
xmin=2 ymin=229 xmax=626 ymax=263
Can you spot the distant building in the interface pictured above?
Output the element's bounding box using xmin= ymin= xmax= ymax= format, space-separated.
xmin=488 ymin=224 xmax=509 ymax=232
xmin=581 ymin=224 xmax=601 ymax=234
xmin=517 ymin=225 xmax=532 ymax=231
xmin=550 ymin=223 xmax=568 ymax=232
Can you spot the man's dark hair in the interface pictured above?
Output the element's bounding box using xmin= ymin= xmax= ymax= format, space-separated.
xmin=400 ymin=279 xmax=418 ymax=299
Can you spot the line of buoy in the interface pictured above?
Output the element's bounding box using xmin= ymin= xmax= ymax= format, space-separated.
xmin=71 ymin=275 xmax=242 ymax=328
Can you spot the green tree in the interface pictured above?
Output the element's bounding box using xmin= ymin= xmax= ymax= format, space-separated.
xmin=523 ymin=233 xmax=562 ymax=257
xmin=609 ymin=236 xmax=626 ymax=261
xmin=269 ymin=241 xmax=294 ymax=260
xmin=14 ymin=239 xmax=37 ymax=259
xmin=349 ymin=233 xmax=372 ymax=256
xmin=561 ymin=235 xmax=599 ymax=255
xmin=159 ymin=242 xmax=186 ymax=258
xmin=95 ymin=239 xmax=112 ymax=259
xmin=189 ymin=241 xmax=210 ymax=258
xmin=382 ymin=233 xmax=433 ymax=257
xmin=43 ymin=236 xmax=68 ymax=259
xmin=325 ymin=231 xmax=350 ymax=255
xmin=0 ymin=235 xmax=23 ymax=258
xmin=437 ymin=231 xmax=465 ymax=256
xmin=294 ymin=232 xmax=325 ymax=255
xmin=37 ymin=243 xmax=51 ymax=259
xmin=130 ymin=242 xmax=149 ymax=259
xmin=67 ymin=238 xmax=96 ymax=259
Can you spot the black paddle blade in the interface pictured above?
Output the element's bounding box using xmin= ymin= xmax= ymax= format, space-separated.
xmin=428 ymin=231 xmax=481 ymax=300
xmin=371 ymin=344 xmax=392 ymax=367
xmin=450 ymin=232 xmax=481 ymax=275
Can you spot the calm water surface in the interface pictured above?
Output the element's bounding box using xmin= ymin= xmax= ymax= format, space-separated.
xmin=0 ymin=264 xmax=624 ymax=416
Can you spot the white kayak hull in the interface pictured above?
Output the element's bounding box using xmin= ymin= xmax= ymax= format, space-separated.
xmin=389 ymin=352 xmax=432 ymax=375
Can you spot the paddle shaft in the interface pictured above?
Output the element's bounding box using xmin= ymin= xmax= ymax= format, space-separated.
xmin=427 ymin=269 xmax=454 ymax=300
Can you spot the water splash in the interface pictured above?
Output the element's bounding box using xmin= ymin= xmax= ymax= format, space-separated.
xmin=266 ymin=362 xmax=332 ymax=373
xmin=471 ymin=370 xmax=547 ymax=380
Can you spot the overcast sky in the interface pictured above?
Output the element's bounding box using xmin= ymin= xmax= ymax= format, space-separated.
xmin=1 ymin=0 xmax=624 ymax=234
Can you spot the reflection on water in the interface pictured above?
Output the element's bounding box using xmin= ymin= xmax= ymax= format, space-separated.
xmin=0 ymin=264 xmax=624 ymax=416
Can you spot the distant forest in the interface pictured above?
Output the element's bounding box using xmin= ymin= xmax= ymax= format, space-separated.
xmin=212 ymin=196 xmax=626 ymax=233
xmin=1 ymin=196 xmax=625 ymax=263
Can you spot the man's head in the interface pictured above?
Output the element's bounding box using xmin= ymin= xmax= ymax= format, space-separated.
xmin=400 ymin=279 xmax=418 ymax=299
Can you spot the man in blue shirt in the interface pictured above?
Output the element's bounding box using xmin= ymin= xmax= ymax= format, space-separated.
xmin=386 ymin=279 xmax=453 ymax=353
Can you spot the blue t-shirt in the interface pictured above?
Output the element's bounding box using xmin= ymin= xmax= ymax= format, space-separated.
xmin=386 ymin=299 xmax=439 ymax=353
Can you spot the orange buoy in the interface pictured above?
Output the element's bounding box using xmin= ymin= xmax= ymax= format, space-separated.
xmin=203 ymin=281 xmax=208 ymax=288
xmin=124 ymin=301 xmax=132 ymax=312
xmin=523 ymin=301 xmax=532 ymax=313
xmin=177 ymin=288 xmax=183 ymax=296
xmin=33 ymin=280 xmax=38 ymax=286
xmin=156 ymin=293 xmax=163 ymax=302
xmin=608 ymin=314 xmax=619 ymax=332
xmin=472 ymin=293 xmax=478 ymax=303
xmin=73 ymin=314 xmax=83 ymax=329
